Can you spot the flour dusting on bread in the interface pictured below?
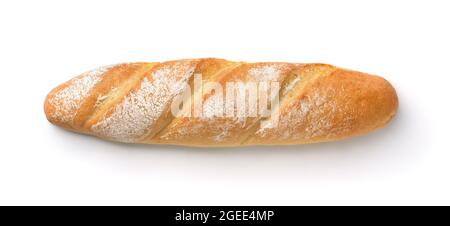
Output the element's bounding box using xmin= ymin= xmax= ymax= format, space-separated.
xmin=256 ymin=82 xmax=353 ymax=141
xmin=91 ymin=60 xmax=196 ymax=142
xmin=248 ymin=64 xmax=287 ymax=81
xmin=48 ymin=65 xmax=113 ymax=123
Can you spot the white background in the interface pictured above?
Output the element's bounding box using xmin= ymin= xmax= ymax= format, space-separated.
xmin=0 ymin=0 xmax=449 ymax=205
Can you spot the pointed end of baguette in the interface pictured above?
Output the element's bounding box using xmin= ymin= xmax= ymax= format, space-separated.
xmin=324 ymin=68 xmax=399 ymax=140
xmin=44 ymin=82 xmax=70 ymax=129
xmin=44 ymin=64 xmax=116 ymax=130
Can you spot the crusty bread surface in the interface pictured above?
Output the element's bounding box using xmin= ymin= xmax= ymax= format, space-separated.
xmin=44 ymin=58 xmax=398 ymax=147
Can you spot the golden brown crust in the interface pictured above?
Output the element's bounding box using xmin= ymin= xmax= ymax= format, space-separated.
xmin=246 ymin=68 xmax=398 ymax=145
xmin=44 ymin=58 xmax=398 ymax=147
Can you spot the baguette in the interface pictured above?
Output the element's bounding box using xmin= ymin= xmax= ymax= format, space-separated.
xmin=44 ymin=58 xmax=398 ymax=147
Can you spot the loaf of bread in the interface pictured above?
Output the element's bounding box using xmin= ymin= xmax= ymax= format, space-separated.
xmin=44 ymin=58 xmax=398 ymax=147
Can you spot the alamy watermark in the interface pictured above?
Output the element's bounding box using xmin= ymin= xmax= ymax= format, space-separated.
xmin=170 ymin=74 xmax=281 ymax=128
